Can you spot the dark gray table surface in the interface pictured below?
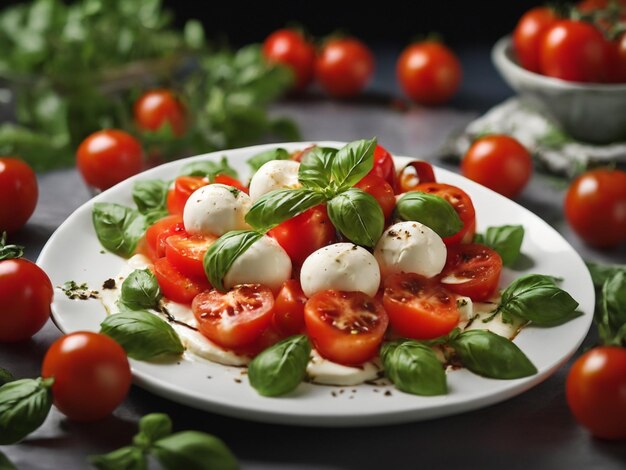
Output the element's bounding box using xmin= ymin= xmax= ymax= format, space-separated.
xmin=2 ymin=45 xmax=626 ymax=470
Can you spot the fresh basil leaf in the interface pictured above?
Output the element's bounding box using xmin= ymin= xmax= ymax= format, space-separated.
xmin=498 ymin=274 xmax=580 ymax=326
xmin=600 ymin=271 xmax=626 ymax=345
xmin=152 ymin=431 xmax=238 ymax=470
xmin=132 ymin=180 xmax=169 ymax=215
xmin=248 ymin=335 xmax=311 ymax=397
xmin=480 ymin=225 xmax=525 ymax=267
xmin=179 ymin=157 xmax=238 ymax=181
xmin=298 ymin=146 xmax=336 ymax=192
xmin=381 ymin=340 xmax=447 ymax=396
xmin=450 ymin=330 xmax=537 ymax=379
xmin=0 ymin=368 xmax=14 ymax=386
xmin=90 ymin=446 xmax=146 ymax=470
xmin=203 ymin=230 xmax=263 ymax=292
xmin=100 ymin=311 xmax=184 ymax=361
xmin=246 ymin=148 xmax=289 ymax=173
xmin=0 ymin=377 xmax=53 ymax=445
xmin=327 ymin=188 xmax=384 ymax=248
xmin=245 ymin=188 xmax=326 ymax=231
xmin=120 ymin=269 xmax=161 ymax=311
xmin=137 ymin=413 xmax=172 ymax=444
xmin=586 ymin=262 xmax=626 ymax=289
xmin=93 ymin=203 xmax=147 ymax=258
xmin=331 ymin=138 xmax=377 ymax=191
xmin=143 ymin=209 xmax=170 ymax=225
xmin=395 ymin=192 xmax=463 ymax=238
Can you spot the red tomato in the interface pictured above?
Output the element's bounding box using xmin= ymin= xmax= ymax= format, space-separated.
xmin=566 ymin=346 xmax=626 ymax=440
xmin=608 ymin=33 xmax=626 ymax=83
xmin=0 ymin=157 xmax=38 ymax=233
xmin=398 ymin=160 xmax=437 ymax=193
xmin=290 ymin=145 xmax=316 ymax=162
xmin=273 ymin=280 xmax=307 ymax=335
xmin=564 ymin=169 xmax=626 ymax=248
xmin=304 ymin=290 xmax=388 ymax=365
xmin=441 ymin=244 xmax=503 ymax=301
xmin=263 ymin=29 xmax=316 ymax=91
xmin=396 ymin=41 xmax=462 ymax=105
xmin=76 ymin=129 xmax=144 ymax=191
xmin=166 ymin=176 xmax=208 ymax=216
xmin=41 ymin=332 xmax=131 ymax=422
xmin=144 ymin=215 xmax=185 ymax=259
xmin=268 ymin=205 xmax=335 ymax=266
xmin=383 ymin=273 xmax=460 ymax=340
xmin=413 ymin=182 xmax=476 ymax=245
xmin=192 ymin=284 xmax=275 ymax=348
xmin=513 ymin=7 xmax=559 ymax=73
xmin=461 ymin=135 xmax=533 ymax=199
xmin=368 ymin=145 xmax=397 ymax=189
xmin=355 ymin=174 xmax=396 ymax=220
xmin=165 ymin=233 xmax=216 ymax=278
xmin=134 ymin=89 xmax=187 ymax=137
xmin=577 ymin=0 xmax=626 ymax=12
xmin=213 ymin=174 xmax=248 ymax=193
xmin=0 ymin=258 xmax=52 ymax=342
xmin=316 ymin=38 xmax=375 ymax=98
xmin=540 ymin=20 xmax=610 ymax=82
xmin=153 ymin=257 xmax=210 ymax=304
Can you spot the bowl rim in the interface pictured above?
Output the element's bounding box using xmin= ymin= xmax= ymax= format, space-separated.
xmin=492 ymin=35 xmax=626 ymax=92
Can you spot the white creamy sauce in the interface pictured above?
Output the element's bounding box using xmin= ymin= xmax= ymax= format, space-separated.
xmin=306 ymin=350 xmax=382 ymax=386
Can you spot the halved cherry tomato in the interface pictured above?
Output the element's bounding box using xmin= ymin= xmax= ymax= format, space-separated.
xmin=440 ymin=244 xmax=503 ymax=301
xmin=213 ymin=174 xmax=248 ymax=193
xmin=166 ymin=176 xmax=208 ymax=216
xmin=383 ymin=272 xmax=460 ymax=340
xmin=413 ymin=182 xmax=476 ymax=245
xmin=268 ymin=205 xmax=335 ymax=266
xmin=398 ymin=160 xmax=436 ymax=193
xmin=192 ymin=284 xmax=275 ymax=348
xmin=273 ymin=280 xmax=308 ymax=335
xmin=153 ymin=257 xmax=210 ymax=304
xmin=144 ymin=215 xmax=184 ymax=259
xmin=355 ymin=174 xmax=396 ymax=220
xmin=368 ymin=145 xmax=397 ymax=189
xmin=304 ymin=290 xmax=388 ymax=366
xmin=165 ymin=233 xmax=217 ymax=278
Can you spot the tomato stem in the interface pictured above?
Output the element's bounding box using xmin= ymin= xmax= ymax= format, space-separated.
xmin=0 ymin=232 xmax=25 ymax=261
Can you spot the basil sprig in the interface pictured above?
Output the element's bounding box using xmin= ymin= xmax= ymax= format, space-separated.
xmin=0 ymin=377 xmax=53 ymax=445
xmin=248 ymin=335 xmax=311 ymax=397
xmin=245 ymin=189 xmax=326 ymax=232
xmin=381 ymin=340 xmax=447 ymax=396
xmin=474 ymin=225 xmax=525 ymax=267
xmin=247 ymin=148 xmax=289 ymax=172
xmin=91 ymin=413 xmax=237 ymax=470
xmin=132 ymin=180 xmax=169 ymax=216
xmin=119 ymin=269 xmax=162 ymax=311
xmin=297 ymin=146 xmax=336 ymax=192
xmin=100 ymin=311 xmax=184 ymax=361
xmin=395 ymin=192 xmax=463 ymax=237
xmin=327 ymin=188 xmax=384 ymax=248
xmin=179 ymin=156 xmax=238 ymax=181
xmin=331 ymin=138 xmax=377 ymax=191
xmin=92 ymin=203 xmax=147 ymax=258
xmin=586 ymin=261 xmax=626 ymax=289
xmin=597 ymin=271 xmax=626 ymax=346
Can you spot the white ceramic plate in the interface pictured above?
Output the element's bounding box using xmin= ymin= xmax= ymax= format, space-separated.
xmin=38 ymin=142 xmax=594 ymax=427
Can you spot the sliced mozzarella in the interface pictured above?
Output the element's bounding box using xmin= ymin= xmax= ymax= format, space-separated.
xmin=224 ymin=235 xmax=292 ymax=291
xmin=456 ymin=296 xmax=474 ymax=325
xmin=183 ymin=184 xmax=251 ymax=236
xmin=374 ymin=221 xmax=446 ymax=278
xmin=306 ymin=349 xmax=382 ymax=386
xmin=249 ymin=160 xmax=300 ymax=202
xmin=300 ymin=243 xmax=380 ymax=297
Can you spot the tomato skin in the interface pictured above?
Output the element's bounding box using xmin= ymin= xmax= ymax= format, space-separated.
xmin=134 ymin=89 xmax=186 ymax=137
xmin=355 ymin=174 xmax=396 ymax=220
xmin=369 ymin=145 xmax=397 ymax=189
xmin=263 ymin=29 xmax=316 ymax=91
xmin=316 ymin=38 xmax=374 ymax=98
xmin=513 ymin=7 xmax=559 ymax=73
xmin=304 ymin=290 xmax=388 ymax=366
xmin=398 ymin=160 xmax=436 ymax=193
xmin=566 ymin=347 xmax=626 ymax=440
xmin=0 ymin=258 xmax=52 ymax=342
xmin=166 ymin=177 xmax=208 ymax=216
xmin=441 ymin=244 xmax=503 ymax=302
xmin=268 ymin=205 xmax=335 ymax=266
xmin=540 ymin=20 xmax=610 ymax=83
xmin=0 ymin=157 xmax=38 ymax=233
xmin=192 ymin=284 xmax=275 ymax=349
xmin=76 ymin=130 xmax=144 ymax=191
xmin=165 ymin=233 xmax=216 ymax=278
xmin=213 ymin=174 xmax=248 ymax=193
xmin=153 ymin=257 xmax=210 ymax=304
xmin=461 ymin=135 xmax=533 ymax=199
xmin=564 ymin=169 xmax=626 ymax=248
xmin=273 ymin=280 xmax=307 ymax=335
xmin=383 ymin=273 xmax=460 ymax=340
xmin=396 ymin=41 xmax=462 ymax=105
xmin=41 ymin=332 xmax=132 ymax=422
xmin=144 ymin=215 xmax=184 ymax=259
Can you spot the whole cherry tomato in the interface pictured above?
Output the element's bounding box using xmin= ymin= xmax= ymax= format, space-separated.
xmin=0 ymin=157 xmax=38 ymax=233
xmin=513 ymin=7 xmax=559 ymax=73
xmin=316 ymin=38 xmax=375 ymax=98
xmin=134 ymin=89 xmax=187 ymax=136
xmin=263 ymin=29 xmax=316 ymax=91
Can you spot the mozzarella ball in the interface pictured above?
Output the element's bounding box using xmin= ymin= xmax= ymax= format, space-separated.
xmin=224 ymin=235 xmax=292 ymax=291
xmin=300 ymin=243 xmax=380 ymax=297
xmin=249 ymin=160 xmax=300 ymax=202
xmin=183 ymin=184 xmax=251 ymax=236
xmin=374 ymin=221 xmax=446 ymax=278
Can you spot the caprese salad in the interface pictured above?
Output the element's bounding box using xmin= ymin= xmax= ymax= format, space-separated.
xmin=88 ymin=139 xmax=581 ymax=397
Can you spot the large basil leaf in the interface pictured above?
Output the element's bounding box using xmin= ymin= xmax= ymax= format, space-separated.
xmin=327 ymin=188 xmax=384 ymax=248
xmin=395 ymin=192 xmax=463 ymax=237
xmin=120 ymin=269 xmax=162 ymax=311
xmin=450 ymin=330 xmax=537 ymax=379
xmin=246 ymin=147 xmax=289 ymax=172
xmin=179 ymin=156 xmax=238 ymax=180
xmin=298 ymin=146 xmax=336 ymax=192
xmin=0 ymin=378 xmax=53 ymax=445
xmin=203 ymin=230 xmax=263 ymax=292
xmin=152 ymin=431 xmax=238 ymax=470
xmin=479 ymin=225 xmax=525 ymax=267
xmin=381 ymin=340 xmax=447 ymax=396
xmin=331 ymin=138 xmax=377 ymax=191
xmin=93 ymin=203 xmax=147 ymax=258
xmin=245 ymin=188 xmax=326 ymax=231
xmin=132 ymin=180 xmax=169 ymax=215
xmin=100 ymin=311 xmax=184 ymax=361
xmin=248 ymin=335 xmax=311 ymax=397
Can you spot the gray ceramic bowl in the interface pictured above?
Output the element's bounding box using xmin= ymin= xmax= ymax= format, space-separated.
xmin=492 ymin=36 xmax=626 ymax=144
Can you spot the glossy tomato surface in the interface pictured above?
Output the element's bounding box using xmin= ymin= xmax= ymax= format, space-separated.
xmin=369 ymin=144 xmax=397 ymax=189
xmin=0 ymin=157 xmax=38 ymax=233
xmin=513 ymin=7 xmax=559 ymax=73
xmin=154 ymin=257 xmax=210 ymax=304
xmin=134 ymin=89 xmax=187 ymax=136
xmin=316 ymin=38 xmax=374 ymax=98
xmin=441 ymin=244 xmax=503 ymax=301
xmin=263 ymin=29 xmax=316 ymax=90
xmin=355 ymin=174 xmax=396 ymax=220
xmin=398 ymin=160 xmax=436 ymax=193
xmin=166 ymin=176 xmax=208 ymax=216
xmin=273 ymin=279 xmax=307 ymax=336
xmin=144 ymin=215 xmax=185 ymax=259
xmin=165 ymin=233 xmax=216 ymax=278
